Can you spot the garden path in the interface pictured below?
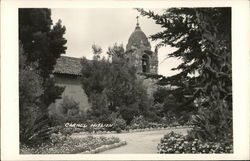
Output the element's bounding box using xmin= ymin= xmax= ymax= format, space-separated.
xmin=72 ymin=128 xmax=189 ymax=154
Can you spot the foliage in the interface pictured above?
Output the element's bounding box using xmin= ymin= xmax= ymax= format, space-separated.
xmin=19 ymin=8 xmax=66 ymax=107
xmin=20 ymin=112 xmax=52 ymax=145
xmin=20 ymin=135 xmax=121 ymax=154
xmin=112 ymin=117 xmax=127 ymax=133
xmin=152 ymin=87 xmax=196 ymax=125
xmin=81 ymin=44 xmax=151 ymax=123
xmin=92 ymin=44 xmax=103 ymax=60
xmin=19 ymin=8 xmax=67 ymax=78
xmin=119 ymin=103 xmax=139 ymax=124
xmin=157 ymin=131 xmax=233 ymax=153
xmin=19 ymin=8 xmax=67 ymax=145
xmin=189 ymin=107 xmax=232 ymax=142
xmin=130 ymin=115 xmax=149 ymax=129
xmin=19 ymin=43 xmax=52 ymax=145
xmin=143 ymin=108 xmax=161 ymax=123
xmin=41 ymin=78 xmax=65 ymax=107
xmin=81 ymin=57 xmax=109 ymax=97
xmin=49 ymin=97 xmax=86 ymax=126
xmin=153 ymin=87 xmax=171 ymax=104
xmin=58 ymin=127 xmax=75 ymax=136
xmin=48 ymin=112 xmax=66 ymax=126
xmin=85 ymin=93 xmax=112 ymax=123
xmin=19 ymin=44 xmax=43 ymax=110
xmin=137 ymin=8 xmax=232 ymax=142
xmin=60 ymin=96 xmax=80 ymax=116
xmin=108 ymin=43 xmax=126 ymax=60
xmin=162 ymin=94 xmax=195 ymax=125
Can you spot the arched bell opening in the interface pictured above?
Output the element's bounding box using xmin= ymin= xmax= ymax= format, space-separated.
xmin=142 ymin=54 xmax=150 ymax=73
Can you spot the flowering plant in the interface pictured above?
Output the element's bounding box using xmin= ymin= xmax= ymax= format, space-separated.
xmin=158 ymin=131 xmax=233 ymax=153
xmin=20 ymin=134 xmax=121 ymax=154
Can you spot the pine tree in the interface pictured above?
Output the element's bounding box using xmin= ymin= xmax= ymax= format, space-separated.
xmin=137 ymin=8 xmax=232 ymax=142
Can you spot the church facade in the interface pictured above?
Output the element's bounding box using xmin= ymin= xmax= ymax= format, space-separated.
xmin=49 ymin=20 xmax=159 ymax=114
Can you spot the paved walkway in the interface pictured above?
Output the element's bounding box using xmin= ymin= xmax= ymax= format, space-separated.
xmin=72 ymin=128 xmax=189 ymax=154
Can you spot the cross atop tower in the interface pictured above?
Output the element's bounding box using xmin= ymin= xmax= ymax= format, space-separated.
xmin=136 ymin=16 xmax=139 ymax=27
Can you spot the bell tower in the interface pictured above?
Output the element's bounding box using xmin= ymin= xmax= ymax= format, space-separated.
xmin=126 ymin=16 xmax=158 ymax=74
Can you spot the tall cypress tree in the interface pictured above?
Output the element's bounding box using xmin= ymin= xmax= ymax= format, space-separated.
xmin=19 ymin=8 xmax=67 ymax=107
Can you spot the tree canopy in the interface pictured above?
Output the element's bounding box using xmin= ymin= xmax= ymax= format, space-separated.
xmin=19 ymin=9 xmax=67 ymax=78
xmin=19 ymin=8 xmax=67 ymax=106
xmin=81 ymin=44 xmax=152 ymax=123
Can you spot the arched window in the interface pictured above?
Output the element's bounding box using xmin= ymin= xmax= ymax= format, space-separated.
xmin=142 ymin=54 xmax=150 ymax=73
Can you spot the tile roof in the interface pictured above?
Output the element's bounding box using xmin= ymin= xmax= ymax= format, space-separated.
xmin=53 ymin=56 xmax=82 ymax=76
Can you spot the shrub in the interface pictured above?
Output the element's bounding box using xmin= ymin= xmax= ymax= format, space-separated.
xmin=86 ymin=93 xmax=112 ymax=124
xmin=157 ymin=131 xmax=233 ymax=154
xmin=190 ymin=106 xmax=232 ymax=143
xmin=112 ymin=117 xmax=127 ymax=133
xmin=20 ymin=112 xmax=52 ymax=146
xmin=130 ymin=115 xmax=149 ymax=129
xmin=50 ymin=125 xmax=64 ymax=134
xmin=148 ymin=122 xmax=164 ymax=128
xmin=65 ymin=114 xmax=87 ymax=124
xmin=49 ymin=109 xmax=87 ymax=127
xmin=50 ymin=133 xmax=67 ymax=144
xmin=60 ymin=96 xmax=80 ymax=116
xmin=48 ymin=113 xmax=66 ymax=126
xmin=50 ymin=96 xmax=85 ymax=127
xmin=119 ymin=103 xmax=139 ymax=124
xmin=152 ymin=88 xmax=196 ymax=127
xmin=59 ymin=127 xmax=74 ymax=136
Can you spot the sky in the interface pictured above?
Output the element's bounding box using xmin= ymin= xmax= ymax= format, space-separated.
xmin=51 ymin=8 xmax=182 ymax=77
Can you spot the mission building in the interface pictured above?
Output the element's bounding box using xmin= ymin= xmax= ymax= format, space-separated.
xmin=49 ymin=19 xmax=158 ymax=115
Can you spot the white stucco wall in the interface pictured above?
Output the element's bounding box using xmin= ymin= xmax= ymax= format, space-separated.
xmin=48 ymin=74 xmax=90 ymax=115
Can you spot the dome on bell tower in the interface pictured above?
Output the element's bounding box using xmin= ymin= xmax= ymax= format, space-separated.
xmin=126 ymin=18 xmax=151 ymax=51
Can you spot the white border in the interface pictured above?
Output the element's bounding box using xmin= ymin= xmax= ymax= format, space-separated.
xmin=1 ymin=0 xmax=250 ymax=160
